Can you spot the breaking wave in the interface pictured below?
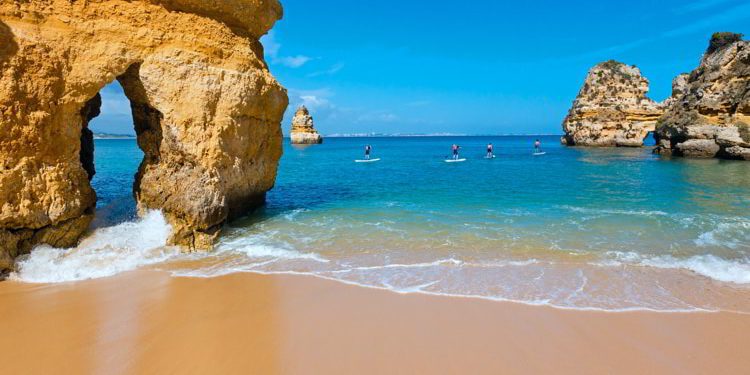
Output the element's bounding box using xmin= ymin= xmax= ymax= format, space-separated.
xmin=608 ymin=251 xmax=750 ymax=284
xmin=11 ymin=211 xmax=178 ymax=283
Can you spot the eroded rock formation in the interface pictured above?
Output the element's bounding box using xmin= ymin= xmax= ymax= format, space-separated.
xmin=661 ymin=73 xmax=689 ymax=109
xmin=562 ymin=61 xmax=664 ymax=147
xmin=655 ymin=33 xmax=750 ymax=160
xmin=290 ymin=106 xmax=323 ymax=144
xmin=0 ymin=0 xmax=288 ymax=273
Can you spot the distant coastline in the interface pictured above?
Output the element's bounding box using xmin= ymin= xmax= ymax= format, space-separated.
xmin=93 ymin=133 xmax=136 ymax=140
xmin=315 ymin=133 xmax=563 ymax=138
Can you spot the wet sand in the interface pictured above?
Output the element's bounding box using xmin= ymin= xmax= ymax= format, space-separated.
xmin=1 ymin=271 xmax=749 ymax=374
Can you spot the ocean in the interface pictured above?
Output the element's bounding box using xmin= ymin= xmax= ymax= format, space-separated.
xmin=13 ymin=136 xmax=750 ymax=312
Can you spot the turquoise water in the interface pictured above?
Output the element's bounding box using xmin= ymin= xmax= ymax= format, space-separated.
xmin=89 ymin=139 xmax=143 ymax=227
xmin=15 ymin=136 xmax=750 ymax=312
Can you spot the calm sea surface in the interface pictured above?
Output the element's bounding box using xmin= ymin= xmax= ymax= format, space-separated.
xmin=14 ymin=136 xmax=750 ymax=312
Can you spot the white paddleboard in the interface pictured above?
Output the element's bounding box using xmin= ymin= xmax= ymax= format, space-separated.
xmin=445 ymin=158 xmax=467 ymax=163
xmin=533 ymin=152 xmax=546 ymax=156
xmin=355 ymin=158 xmax=381 ymax=163
xmin=485 ymin=155 xmax=496 ymax=159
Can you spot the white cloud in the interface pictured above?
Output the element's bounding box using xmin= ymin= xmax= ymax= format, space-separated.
xmin=276 ymin=55 xmax=313 ymax=68
xmin=299 ymin=95 xmax=331 ymax=109
xmin=307 ymin=62 xmax=345 ymax=77
xmin=260 ymin=31 xmax=313 ymax=68
xmin=288 ymin=88 xmax=336 ymax=112
xmin=283 ymin=87 xmax=341 ymax=135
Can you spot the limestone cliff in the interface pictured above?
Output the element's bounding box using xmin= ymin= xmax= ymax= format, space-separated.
xmin=661 ymin=73 xmax=690 ymax=109
xmin=655 ymin=33 xmax=750 ymax=160
xmin=562 ymin=61 xmax=664 ymax=147
xmin=0 ymin=0 xmax=288 ymax=273
xmin=290 ymin=106 xmax=323 ymax=144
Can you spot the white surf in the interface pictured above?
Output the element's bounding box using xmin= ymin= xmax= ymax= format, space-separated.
xmin=11 ymin=211 xmax=178 ymax=283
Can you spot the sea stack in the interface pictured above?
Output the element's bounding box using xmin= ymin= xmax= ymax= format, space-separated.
xmin=562 ymin=61 xmax=664 ymax=147
xmin=0 ymin=0 xmax=288 ymax=273
xmin=655 ymin=33 xmax=750 ymax=160
xmin=290 ymin=106 xmax=324 ymax=144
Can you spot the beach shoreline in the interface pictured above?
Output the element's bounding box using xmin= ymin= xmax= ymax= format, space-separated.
xmin=1 ymin=270 xmax=749 ymax=374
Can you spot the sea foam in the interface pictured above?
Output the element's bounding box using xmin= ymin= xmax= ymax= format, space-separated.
xmin=216 ymin=234 xmax=329 ymax=262
xmin=12 ymin=211 xmax=178 ymax=283
xmin=609 ymin=251 xmax=750 ymax=284
xmin=694 ymin=221 xmax=750 ymax=249
xmin=640 ymin=255 xmax=750 ymax=284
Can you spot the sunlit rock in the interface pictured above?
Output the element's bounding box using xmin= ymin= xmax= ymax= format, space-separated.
xmin=0 ymin=0 xmax=288 ymax=272
xmin=562 ymin=60 xmax=664 ymax=147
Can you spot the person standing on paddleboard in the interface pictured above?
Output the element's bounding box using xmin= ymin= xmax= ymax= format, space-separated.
xmin=364 ymin=145 xmax=372 ymax=160
xmin=452 ymin=144 xmax=461 ymax=160
xmin=486 ymin=143 xmax=494 ymax=158
xmin=534 ymin=139 xmax=542 ymax=154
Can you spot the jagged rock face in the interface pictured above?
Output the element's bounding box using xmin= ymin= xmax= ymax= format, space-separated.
xmin=661 ymin=74 xmax=689 ymax=109
xmin=655 ymin=37 xmax=750 ymax=160
xmin=0 ymin=0 xmax=288 ymax=272
xmin=290 ymin=106 xmax=323 ymax=144
xmin=562 ymin=61 xmax=664 ymax=147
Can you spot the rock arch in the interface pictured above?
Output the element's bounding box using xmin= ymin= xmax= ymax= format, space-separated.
xmin=0 ymin=1 xmax=288 ymax=272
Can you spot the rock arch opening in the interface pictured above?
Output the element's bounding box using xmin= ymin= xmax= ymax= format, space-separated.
xmin=81 ymin=68 xmax=160 ymax=228
xmin=643 ymin=131 xmax=656 ymax=147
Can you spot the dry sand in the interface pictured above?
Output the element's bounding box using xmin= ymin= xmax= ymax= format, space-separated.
xmin=0 ymin=271 xmax=748 ymax=374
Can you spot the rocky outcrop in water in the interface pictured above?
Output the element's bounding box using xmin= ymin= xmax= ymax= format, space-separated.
xmin=290 ymin=106 xmax=323 ymax=144
xmin=655 ymin=33 xmax=750 ymax=160
xmin=562 ymin=61 xmax=664 ymax=147
xmin=0 ymin=0 xmax=288 ymax=273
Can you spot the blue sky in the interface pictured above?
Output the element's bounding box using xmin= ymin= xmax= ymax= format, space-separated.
xmin=91 ymin=0 xmax=750 ymax=136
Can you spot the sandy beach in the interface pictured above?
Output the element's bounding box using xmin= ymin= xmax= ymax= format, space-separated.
xmin=1 ymin=271 xmax=748 ymax=375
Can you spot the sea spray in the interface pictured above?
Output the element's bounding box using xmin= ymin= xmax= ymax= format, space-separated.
xmin=12 ymin=211 xmax=178 ymax=283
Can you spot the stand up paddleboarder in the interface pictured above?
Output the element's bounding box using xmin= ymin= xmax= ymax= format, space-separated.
xmin=452 ymin=144 xmax=461 ymax=160
xmin=534 ymin=139 xmax=542 ymax=154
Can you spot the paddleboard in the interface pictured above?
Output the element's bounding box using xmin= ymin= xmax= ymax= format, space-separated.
xmin=355 ymin=158 xmax=381 ymax=163
xmin=484 ymin=155 xmax=496 ymax=159
xmin=445 ymin=158 xmax=467 ymax=163
xmin=533 ymin=152 xmax=546 ymax=156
